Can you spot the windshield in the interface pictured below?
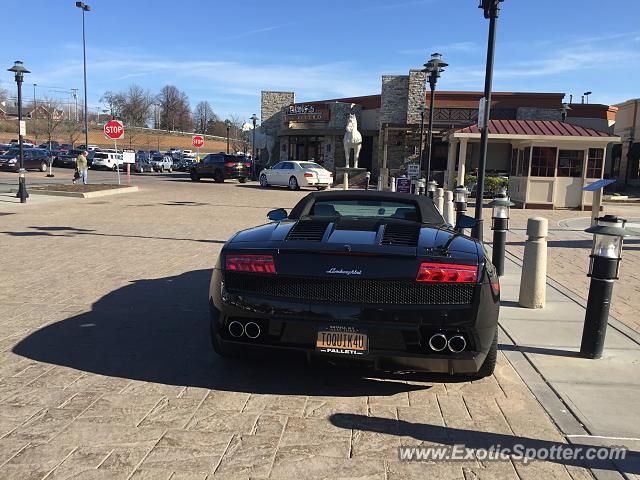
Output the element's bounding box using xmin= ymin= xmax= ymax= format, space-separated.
xmin=299 ymin=162 xmax=323 ymax=169
xmin=93 ymin=153 xmax=108 ymax=159
xmin=310 ymin=199 xmax=419 ymax=221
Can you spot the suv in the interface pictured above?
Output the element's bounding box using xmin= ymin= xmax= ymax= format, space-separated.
xmin=91 ymin=151 xmax=123 ymax=170
xmin=0 ymin=148 xmax=49 ymax=172
xmin=190 ymin=153 xmax=250 ymax=183
xmin=150 ymin=154 xmax=173 ymax=172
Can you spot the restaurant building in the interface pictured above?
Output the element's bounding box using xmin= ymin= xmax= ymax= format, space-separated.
xmin=260 ymin=68 xmax=620 ymax=207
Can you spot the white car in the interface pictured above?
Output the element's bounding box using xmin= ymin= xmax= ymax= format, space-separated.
xmin=91 ymin=152 xmax=123 ymax=171
xmin=259 ymin=161 xmax=333 ymax=190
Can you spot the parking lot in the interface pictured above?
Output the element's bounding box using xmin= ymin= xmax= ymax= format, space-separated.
xmin=0 ymin=171 xmax=629 ymax=479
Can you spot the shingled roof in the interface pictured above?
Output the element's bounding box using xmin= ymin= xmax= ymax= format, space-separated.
xmin=456 ymin=119 xmax=613 ymax=137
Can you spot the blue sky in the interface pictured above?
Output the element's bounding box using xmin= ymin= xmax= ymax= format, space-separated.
xmin=2 ymin=0 xmax=639 ymax=122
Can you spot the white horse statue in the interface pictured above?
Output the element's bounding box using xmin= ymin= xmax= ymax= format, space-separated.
xmin=343 ymin=111 xmax=362 ymax=168
xmin=252 ymin=128 xmax=276 ymax=164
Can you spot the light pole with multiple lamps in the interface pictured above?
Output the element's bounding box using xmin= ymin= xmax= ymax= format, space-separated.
xmin=75 ymin=1 xmax=90 ymax=149
xmin=250 ymin=113 xmax=258 ymax=179
xmin=225 ymin=119 xmax=231 ymax=154
xmin=421 ymin=52 xmax=447 ymax=183
xmin=580 ymin=215 xmax=628 ymax=359
xmin=8 ymin=61 xmax=30 ymax=203
xmin=488 ymin=189 xmax=514 ymax=276
xmin=473 ymin=0 xmax=504 ymax=241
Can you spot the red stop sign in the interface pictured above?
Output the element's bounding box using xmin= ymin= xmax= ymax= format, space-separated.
xmin=192 ymin=135 xmax=204 ymax=148
xmin=104 ymin=120 xmax=124 ymax=139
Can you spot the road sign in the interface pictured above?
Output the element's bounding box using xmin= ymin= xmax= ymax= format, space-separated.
xmin=192 ymin=135 xmax=204 ymax=148
xmin=478 ymin=98 xmax=486 ymax=129
xmin=19 ymin=121 xmax=26 ymax=136
xmin=407 ymin=163 xmax=420 ymax=179
xmin=103 ymin=120 xmax=124 ymax=139
xmin=396 ymin=177 xmax=412 ymax=193
xmin=583 ymin=179 xmax=615 ymax=191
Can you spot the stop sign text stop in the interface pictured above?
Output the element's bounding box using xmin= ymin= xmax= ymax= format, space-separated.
xmin=192 ymin=135 xmax=204 ymax=148
xmin=104 ymin=120 xmax=124 ymax=139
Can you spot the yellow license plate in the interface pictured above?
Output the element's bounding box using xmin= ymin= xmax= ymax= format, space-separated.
xmin=316 ymin=326 xmax=368 ymax=355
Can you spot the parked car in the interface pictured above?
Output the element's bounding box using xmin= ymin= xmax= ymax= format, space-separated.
xmin=173 ymin=157 xmax=192 ymax=171
xmin=91 ymin=151 xmax=123 ymax=170
xmin=77 ymin=144 xmax=99 ymax=151
xmin=38 ymin=141 xmax=60 ymax=149
xmin=10 ymin=139 xmax=35 ymax=148
xmin=55 ymin=149 xmax=84 ymax=168
xmin=0 ymin=144 xmax=12 ymax=155
xmin=208 ymin=190 xmax=500 ymax=378
xmin=0 ymin=148 xmax=49 ymax=172
xmin=150 ymin=154 xmax=173 ymax=172
xmin=134 ymin=158 xmax=153 ymax=173
xmin=259 ymin=161 xmax=333 ymax=190
xmin=189 ymin=153 xmax=249 ymax=183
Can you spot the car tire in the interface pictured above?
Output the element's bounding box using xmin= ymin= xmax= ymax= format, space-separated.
xmin=288 ymin=176 xmax=299 ymax=191
xmin=112 ymin=165 xmax=117 ymax=172
xmin=214 ymin=170 xmax=224 ymax=183
xmin=472 ymin=330 xmax=498 ymax=379
xmin=316 ymin=186 xmax=328 ymax=190
xmin=40 ymin=162 xmax=48 ymax=172
xmin=238 ymin=177 xmax=247 ymax=183
xmin=259 ymin=174 xmax=269 ymax=188
xmin=168 ymin=167 xmax=172 ymax=173
xmin=190 ymin=170 xmax=200 ymax=182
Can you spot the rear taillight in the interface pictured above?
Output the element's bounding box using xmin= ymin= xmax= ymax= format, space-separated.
xmin=245 ymin=162 xmax=251 ymax=168
xmin=304 ymin=173 xmax=313 ymax=178
xmin=224 ymin=162 xmax=235 ymax=167
xmin=226 ymin=254 xmax=276 ymax=274
xmin=416 ymin=263 xmax=477 ymax=283
xmin=329 ymin=172 xmax=333 ymax=177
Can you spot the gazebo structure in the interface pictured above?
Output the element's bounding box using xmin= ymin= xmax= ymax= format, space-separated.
xmin=446 ymin=120 xmax=620 ymax=209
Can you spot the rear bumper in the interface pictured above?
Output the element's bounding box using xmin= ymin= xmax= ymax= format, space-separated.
xmin=223 ymin=168 xmax=248 ymax=179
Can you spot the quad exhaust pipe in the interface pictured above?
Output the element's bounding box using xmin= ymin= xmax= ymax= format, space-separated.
xmin=227 ymin=320 xmax=261 ymax=339
xmin=428 ymin=333 xmax=467 ymax=353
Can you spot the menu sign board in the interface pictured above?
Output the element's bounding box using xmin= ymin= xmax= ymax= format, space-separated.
xmin=285 ymin=104 xmax=330 ymax=122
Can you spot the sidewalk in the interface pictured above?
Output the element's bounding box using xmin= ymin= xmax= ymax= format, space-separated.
xmin=491 ymin=241 xmax=640 ymax=478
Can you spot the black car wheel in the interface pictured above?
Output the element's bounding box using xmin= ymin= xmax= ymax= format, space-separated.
xmin=472 ymin=330 xmax=498 ymax=379
xmin=40 ymin=162 xmax=48 ymax=172
xmin=214 ymin=170 xmax=224 ymax=183
xmin=168 ymin=167 xmax=172 ymax=173
xmin=288 ymin=176 xmax=299 ymax=191
xmin=238 ymin=177 xmax=247 ymax=183
xmin=259 ymin=174 xmax=269 ymax=188
xmin=316 ymin=186 xmax=328 ymax=191
xmin=190 ymin=170 xmax=200 ymax=181
xmin=112 ymin=165 xmax=117 ymax=172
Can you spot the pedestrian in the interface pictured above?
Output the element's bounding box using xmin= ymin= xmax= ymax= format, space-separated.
xmin=75 ymin=150 xmax=89 ymax=185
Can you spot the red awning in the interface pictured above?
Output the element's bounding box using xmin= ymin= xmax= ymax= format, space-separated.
xmin=456 ymin=120 xmax=613 ymax=138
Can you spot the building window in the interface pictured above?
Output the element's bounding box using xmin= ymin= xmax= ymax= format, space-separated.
xmin=288 ymin=136 xmax=325 ymax=161
xmin=557 ymin=150 xmax=584 ymax=177
xmin=530 ymin=147 xmax=556 ymax=177
xmin=587 ymin=148 xmax=604 ymax=178
xmin=510 ymin=149 xmax=518 ymax=176
xmin=517 ymin=147 xmax=530 ymax=176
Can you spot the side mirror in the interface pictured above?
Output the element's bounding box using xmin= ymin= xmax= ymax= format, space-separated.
xmin=455 ymin=214 xmax=478 ymax=230
xmin=267 ymin=208 xmax=288 ymax=221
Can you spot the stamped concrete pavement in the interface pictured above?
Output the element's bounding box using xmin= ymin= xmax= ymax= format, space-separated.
xmin=0 ymin=174 xmax=609 ymax=478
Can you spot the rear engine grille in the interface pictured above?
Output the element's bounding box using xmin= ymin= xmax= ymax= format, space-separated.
xmin=381 ymin=224 xmax=420 ymax=246
xmin=286 ymin=220 xmax=329 ymax=241
xmin=224 ymin=272 xmax=474 ymax=305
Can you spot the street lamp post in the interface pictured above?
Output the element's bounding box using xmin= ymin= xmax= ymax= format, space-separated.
xmin=32 ymin=83 xmax=37 ymax=146
xmin=225 ymin=119 xmax=231 ymax=154
xmin=8 ymin=61 xmax=31 ymax=203
xmin=250 ymin=113 xmax=258 ymax=179
xmin=473 ymin=0 xmax=504 ymax=241
xmin=76 ymin=1 xmax=90 ymax=150
xmin=421 ymin=52 xmax=448 ymax=183
xmin=417 ymin=103 xmax=426 ymax=173
xmin=561 ymin=103 xmax=571 ymax=122
xmin=453 ymin=185 xmax=468 ymax=233
xmin=488 ymin=189 xmax=514 ymax=276
xmin=427 ymin=179 xmax=437 ymax=199
xmin=580 ymin=215 xmax=628 ymax=359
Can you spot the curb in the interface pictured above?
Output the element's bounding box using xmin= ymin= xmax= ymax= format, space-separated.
xmin=11 ymin=185 xmax=139 ymax=199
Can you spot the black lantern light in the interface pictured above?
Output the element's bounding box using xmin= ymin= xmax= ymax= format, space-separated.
xmin=488 ymin=188 xmax=514 ymax=276
xmin=580 ymin=215 xmax=628 ymax=359
xmin=224 ymin=119 xmax=231 ymax=154
xmin=453 ymin=185 xmax=468 ymax=233
xmin=8 ymin=60 xmax=31 ymax=203
xmin=250 ymin=113 xmax=258 ymax=179
xmin=421 ymin=53 xmax=447 ymax=183
xmin=427 ymin=179 xmax=438 ymax=199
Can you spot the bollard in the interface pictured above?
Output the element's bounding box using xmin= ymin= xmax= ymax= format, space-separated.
xmin=518 ymin=217 xmax=548 ymax=309
xmin=390 ymin=177 xmax=396 ymax=192
xmin=343 ymin=171 xmax=349 ymax=190
xmin=443 ymin=191 xmax=454 ymax=225
xmin=435 ymin=188 xmax=444 ymax=214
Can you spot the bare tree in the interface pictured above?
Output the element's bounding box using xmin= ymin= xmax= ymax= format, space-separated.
xmin=39 ymin=97 xmax=65 ymax=145
xmin=157 ymin=85 xmax=192 ymax=132
xmin=193 ymin=101 xmax=218 ymax=134
xmin=101 ymin=85 xmax=153 ymax=127
xmin=100 ymin=91 xmax=125 ymax=118
xmin=0 ymin=83 xmax=8 ymax=107
xmin=228 ymin=114 xmax=250 ymax=153
xmin=63 ymin=120 xmax=83 ymax=147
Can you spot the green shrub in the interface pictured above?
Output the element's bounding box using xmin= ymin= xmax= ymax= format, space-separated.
xmin=464 ymin=175 xmax=509 ymax=196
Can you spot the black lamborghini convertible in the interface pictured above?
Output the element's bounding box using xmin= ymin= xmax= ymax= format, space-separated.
xmin=209 ymin=190 xmax=500 ymax=378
